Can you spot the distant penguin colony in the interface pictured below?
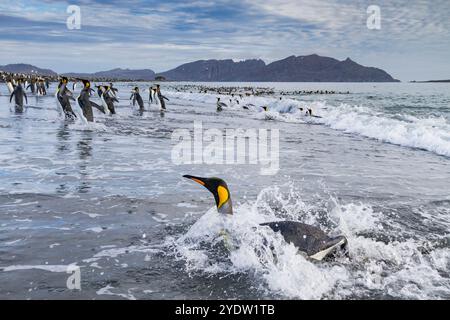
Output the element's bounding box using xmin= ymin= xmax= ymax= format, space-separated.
xmin=170 ymin=84 xmax=341 ymax=117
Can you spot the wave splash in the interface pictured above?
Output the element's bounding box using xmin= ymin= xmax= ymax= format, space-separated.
xmin=166 ymin=183 xmax=449 ymax=299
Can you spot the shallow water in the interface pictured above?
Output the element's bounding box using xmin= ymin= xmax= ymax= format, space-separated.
xmin=0 ymin=82 xmax=449 ymax=299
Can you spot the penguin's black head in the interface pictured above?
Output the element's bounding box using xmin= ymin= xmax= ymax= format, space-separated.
xmin=183 ymin=175 xmax=233 ymax=215
xmin=81 ymin=80 xmax=90 ymax=88
xmin=62 ymin=77 xmax=68 ymax=84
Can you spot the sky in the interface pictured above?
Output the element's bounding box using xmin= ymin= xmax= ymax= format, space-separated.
xmin=0 ymin=0 xmax=449 ymax=81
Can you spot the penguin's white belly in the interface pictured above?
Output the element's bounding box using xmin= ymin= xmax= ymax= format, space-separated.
xmin=75 ymin=96 xmax=88 ymax=124
xmin=309 ymin=238 xmax=347 ymax=261
xmin=101 ymin=96 xmax=109 ymax=114
xmin=55 ymin=95 xmax=63 ymax=113
xmin=7 ymin=82 xmax=14 ymax=94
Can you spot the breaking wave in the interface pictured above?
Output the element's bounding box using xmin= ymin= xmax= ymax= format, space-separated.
xmin=166 ymin=91 xmax=450 ymax=158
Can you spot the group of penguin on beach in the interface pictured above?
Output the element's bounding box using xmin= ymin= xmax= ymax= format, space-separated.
xmin=5 ymin=74 xmax=322 ymax=121
xmin=57 ymin=78 xmax=170 ymax=122
xmin=3 ymin=73 xmax=347 ymax=262
xmin=2 ymin=67 xmax=333 ymax=121
xmin=3 ymin=74 xmax=170 ymax=122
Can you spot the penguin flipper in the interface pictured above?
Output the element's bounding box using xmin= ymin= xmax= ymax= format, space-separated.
xmin=310 ymin=236 xmax=348 ymax=261
xmin=91 ymin=101 xmax=106 ymax=114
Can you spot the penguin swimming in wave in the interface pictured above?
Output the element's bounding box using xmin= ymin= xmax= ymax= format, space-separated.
xmin=216 ymin=97 xmax=227 ymax=112
xmin=183 ymin=175 xmax=348 ymax=261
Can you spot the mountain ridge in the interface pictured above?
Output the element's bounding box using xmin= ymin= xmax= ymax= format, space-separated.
xmin=157 ymin=54 xmax=399 ymax=82
xmin=1 ymin=55 xmax=400 ymax=82
xmin=62 ymin=68 xmax=156 ymax=81
xmin=0 ymin=63 xmax=57 ymax=76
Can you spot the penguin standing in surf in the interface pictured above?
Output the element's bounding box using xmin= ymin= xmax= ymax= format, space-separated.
xmin=183 ymin=176 xmax=348 ymax=261
xmin=77 ymin=79 xmax=104 ymax=122
xmin=96 ymin=85 xmax=111 ymax=114
xmin=56 ymin=77 xmax=77 ymax=120
xmin=6 ymin=76 xmax=15 ymax=94
xmin=26 ymin=77 xmax=36 ymax=94
xmin=109 ymin=83 xmax=119 ymax=98
xmin=130 ymin=88 xmax=137 ymax=106
xmin=130 ymin=87 xmax=145 ymax=111
xmin=149 ymin=87 xmax=155 ymax=104
xmin=103 ymin=85 xmax=119 ymax=114
xmin=96 ymin=85 xmax=105 ymax=98
xmin=156 ymin=84 xmax=169 ymax=110
xmin=37 ymin=78 xmax=47 ymax=95
xmin=9 ymin=78 xmax=28 ymax=112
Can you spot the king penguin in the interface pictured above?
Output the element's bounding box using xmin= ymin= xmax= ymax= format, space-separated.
xmin=56 ymin=77 xmax=77 ymax=120
xmin=9 ymin=78 xmax=27 ymax=112
xmin=130 ymin=87 xmax=145 ymax=111
xmin=183 ymin=175 xmax=348 ymax=261
xmin=77 ymin=80 xmax=104 ymax=122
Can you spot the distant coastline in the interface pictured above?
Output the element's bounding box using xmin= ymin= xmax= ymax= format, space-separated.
xmin=410 ymin=80 xmax=450 ymax=83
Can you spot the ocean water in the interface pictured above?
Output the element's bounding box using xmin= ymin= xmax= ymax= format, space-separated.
xmin=0 ymin=82 xmax=449 ymax=300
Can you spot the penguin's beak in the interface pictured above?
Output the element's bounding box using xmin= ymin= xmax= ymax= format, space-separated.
xmin=183 ymin=175 xmax=206 ymax=186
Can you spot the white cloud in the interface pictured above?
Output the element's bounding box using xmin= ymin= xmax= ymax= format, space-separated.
xmin=0 ymin=0 xmax=449 ymax=80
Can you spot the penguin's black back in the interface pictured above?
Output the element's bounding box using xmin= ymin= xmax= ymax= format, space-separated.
xmin=260 ymin=221 xmax=332 ymax=256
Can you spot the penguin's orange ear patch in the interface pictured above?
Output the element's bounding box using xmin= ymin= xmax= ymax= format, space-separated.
xmin=217 ymin=186 xmax=229 ymax=208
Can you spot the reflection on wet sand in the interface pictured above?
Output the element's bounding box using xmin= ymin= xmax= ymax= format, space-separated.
xmin=77 ymin=130 xmax=93 ymax=194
